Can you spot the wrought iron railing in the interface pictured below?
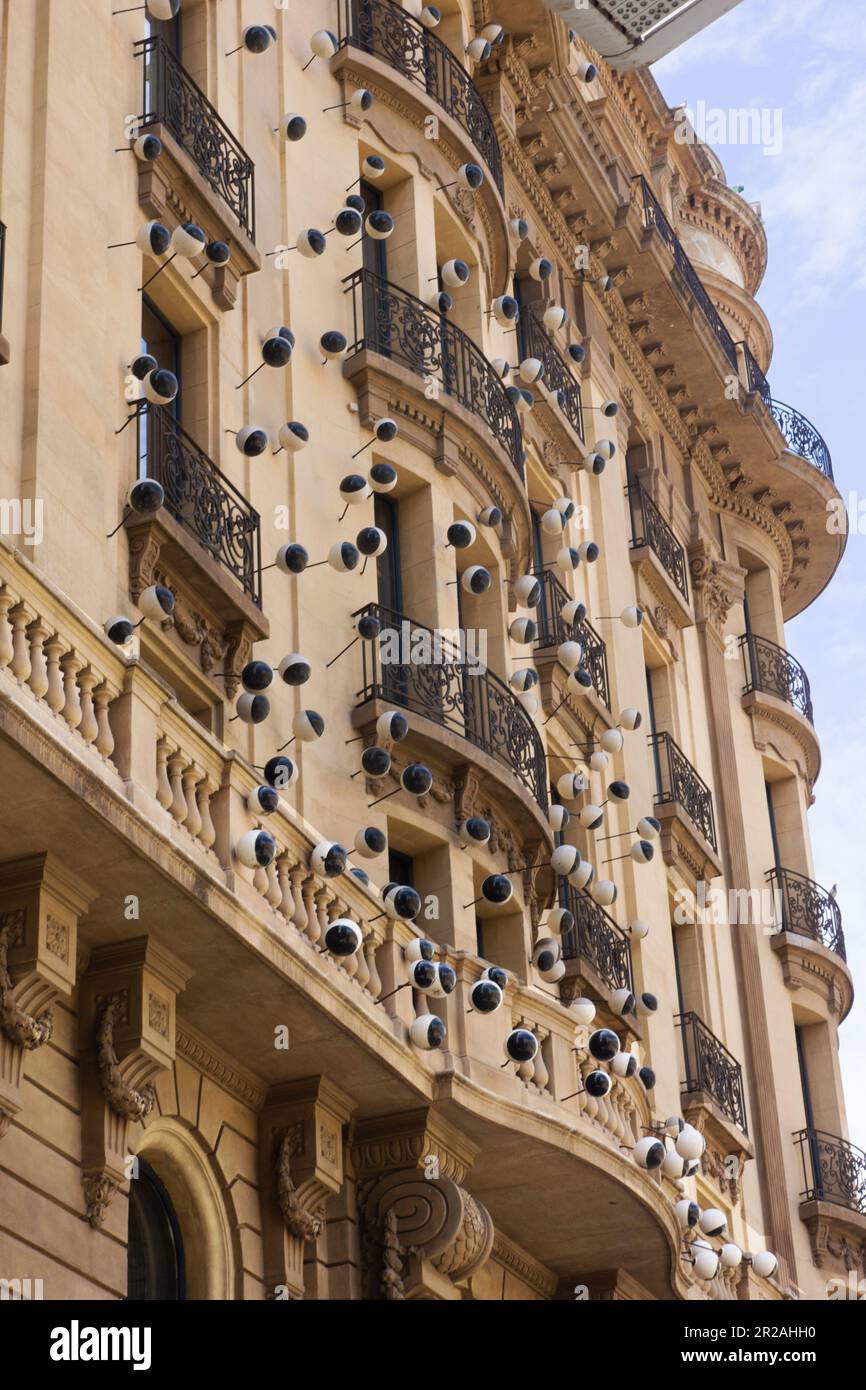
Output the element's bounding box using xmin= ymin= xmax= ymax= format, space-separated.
xmin=627 ymin=483 xmax=689 ymax=601
xmin=135 ymin=36 xmax=256 ymax=242
xmin=635 ymin=176 xmax=738 ymax=373
xmin=740 ymin=342 xmax=771 ymax=405
xmin=740 ymin=633 xmax=813 ymax=723
xmin=649 ymin=730 xmax=717 ymax=852
xmin=531 ymin=569 xmax=610 ymax=710
xmin=354 ymin=603 xmax=548 ymax=807
xmin=560 ymin=881 xmax=633 ymax=996
xmin=141 ymin=405 xmax=262 ymax=605
xmin=795 ymin=1130 xmax=866 ymax=1214
xmin=767 ymin=400 xmax=833 ymax=480
xmin=677 ymin=1012 xmax=748 ymax=1134
xmin=767 ymin=866 xmax=845 ymax=960
xmin=344 ymin=267 xmax=524 ymax=479
xmin=337 ymin=0 xmax=503 ymax=194
xmin=739 ymin=344 xmax=833 ymax=480
xmin=520 ymin=309 xmax=584 ymax=442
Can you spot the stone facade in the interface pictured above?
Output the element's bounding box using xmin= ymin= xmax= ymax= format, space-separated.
xmin=0 ymin=0 xmax=859 ymax=1301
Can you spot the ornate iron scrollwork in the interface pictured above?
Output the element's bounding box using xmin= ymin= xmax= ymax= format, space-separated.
xmin=795 ymin=1129 xmax=866 ymax=1214
xmin=344 ymin=268 xmax=524 ymax=479
xmin=560 ymin=883 xmax=633 ymax=995
xmin=338 ymin=0 xmax=503 ymax=194
xmin=532 ymin=568 xmax=610 ymax=710
xmin=142 ymin=405 xmax=262 ymax=605
xmin=521 ymin=310 xmax=584 ymax=442
xmin=768 ymin=866 xmax=845 ymax=959
xmin=677 ymin=1011 xmax=747 ymax=1133
xmin=354 ymin=603 xmax=547 ymax=807
xmin=741 ymin=633 xmax=814 ymax=722
xmin=136 ymin=36 xmax=256 ymax=241
xmin=628 ymin=484 xmax=690 ymax=601
xmin=649 ymin=730 xmax=718 ymax=851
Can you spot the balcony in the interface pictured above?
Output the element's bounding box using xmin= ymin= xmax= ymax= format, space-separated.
xmin=740 ymin=345 xmax=833 ymax=481
xmin=519 ymin=309 xmax=584 ymax=448
xmin=768 ymin=867 xmax=852 ymax=1022
xmin=134 ymin=37 xmax=260 ymax=304
xmin=0 ymin=221 xmax=8 ymax=364
xmin=559 ymin=881 xmax=635 ymax=1027
xmin=794 ymin=1130 xmax=866 ymax=1271
xmin=352 ymin=603 xmax=549 ymax=833
xmin=125 ymin=406 xmax=268 ymax=696
xmin=336 ymin=0 xmax=503 ymax=196
xmin=648 ymin=731 xmax=722 ymax=884
xmin=531 ymin=569 xmax=611 ymax=720
xmin=741 ymin=633 xmax=813 ymax=722
xmin=677 ymin=1011 xmax=747 ymax=1135
xmin=627 ymin=483 xmax=692 ymax=626
xmin=635 ymin=176 xmax=739 ymax=376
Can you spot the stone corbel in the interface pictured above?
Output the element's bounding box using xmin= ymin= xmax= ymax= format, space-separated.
xmin=0 ymin=854 xmax=93 ymax=1139
xmin=353 ymin=1109 xmax=494 ymax=1299
xmin=78 ymin=938 xmax=191 ymax=1227
xmin=259 ymin=1078 xmax=357 ymax=1300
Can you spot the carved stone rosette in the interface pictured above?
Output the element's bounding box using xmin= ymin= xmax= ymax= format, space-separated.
xmin=0 ymin=854 xmax=93 ymax=1139
xmin=258 ymin=1078 xmax=357 ymax=1300
xmin=78 ymin=938 xmax=191 ymax=1227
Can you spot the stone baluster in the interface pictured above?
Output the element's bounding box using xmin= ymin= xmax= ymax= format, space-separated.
xmin=350 ymin=916 xmax=369 ymax=990
xmin=77 ymin=668 xmax=99 ymax=746
xmin=276 ymin=855 xmax=295 ymax=920
xmin=93 ymin=683 xmax=116 ymax=759
xmin=0 ymin=589 xmax=14 ymax=669
xmin=60 ymin=651 xmax=84 ymax=729
xmin=182 ymin=764 xmax=202 ymax=840
xmin=290 ymin=865 xmax=308 ymax=934
xmin=26 ymin=619 xmax=50 ymax=699
xmin=265 ymin=856 xmax=283 ymax=909
xmin=313 ymin=886 xmax=331 ymax=950
xmin=328 ymin=897 xmax=357 ymax=980
xmin=197 ymin=776 xmax=217 ymax=849
xmin=252 ymin=862 xmax=269 ymax=896
xmin=10 ymin=603 xmax=32 ymax=683
xmin=302 ymin=877 xmax=320 ymax=944
xmin=155 ymin=736 xmax=173 ymax=809
xmin=515 ymin=1020 xmax=535 ymax=1084
xmin=44 ymin=635 xmax=66 ymax=713
xmin=167 ymin=749 xmax=188 ymax=825
xmin=363 ymin=926 xmax=383 ymax=1000
xmin=533 ymin=1028 xmax=550 ymax=1094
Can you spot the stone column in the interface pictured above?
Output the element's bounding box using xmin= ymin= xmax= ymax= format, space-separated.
xmin=689 ymin=545 xmax=798 ymax=1288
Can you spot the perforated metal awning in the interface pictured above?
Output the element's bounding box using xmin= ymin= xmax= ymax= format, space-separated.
xmin=541 ymin=0 xmax=745 ymax=68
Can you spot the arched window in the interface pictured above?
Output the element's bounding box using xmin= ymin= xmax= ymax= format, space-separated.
xmin=127 ymin=1157 xmax=186 ymax=1300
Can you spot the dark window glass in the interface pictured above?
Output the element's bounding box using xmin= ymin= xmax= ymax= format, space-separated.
xmin=139 ymin=296 xmax=181 ymax=477
xmin=361 ymin=180 xmax=387 ymax=280
xmin=388 ymin=848 xmax=415 ymax=888
xmin=374 ymin=494 xmax=402 ymax=612
xmin=126 ymin=1158 xmax=186 ymax=1301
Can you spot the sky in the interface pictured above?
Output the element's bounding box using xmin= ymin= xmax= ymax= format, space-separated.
xmin=653 ymin=0 xmax=866 ymax=1146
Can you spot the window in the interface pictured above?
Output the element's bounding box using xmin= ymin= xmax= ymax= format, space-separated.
xmin=361 ymin=180 xmax=388 ymax=280
xmin=388 ymin=847 xmax=415 ymax=888
xmin=139 ymin=296 xmax=182 ymax=478
xmin=374 ymin=495 xmax=403 ymax=612
xmin=127 ymin=1158 xmax=186 ymax=1300
xmin=144 ymin=8 xmax=181 ymax=56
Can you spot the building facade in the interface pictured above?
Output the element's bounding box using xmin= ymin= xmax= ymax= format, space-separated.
xmin=0 ymin=0 xmax=861 ymax=1302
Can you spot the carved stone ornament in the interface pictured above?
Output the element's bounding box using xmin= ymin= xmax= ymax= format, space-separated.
xmin=0 ymin=910 xmax=53 ymax=1050
xmin=96 ymin=994 xmax=157 ymax=1123
xmin=360 ymin=1169 xmax=495 ymax=1300
xmin=276 ymin=1124 xmax=326 ymax=1243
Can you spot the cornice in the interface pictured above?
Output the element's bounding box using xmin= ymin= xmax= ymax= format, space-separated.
xmin=175 ymin=1019 xmax=267 ymax=1109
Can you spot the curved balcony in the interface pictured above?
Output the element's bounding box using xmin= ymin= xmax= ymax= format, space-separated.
xmin=352 ymin=603 xmax=548 ymax=819
xmin=740 ymin=347 xmax=833 ymax=481
xmin=767 ymin=867 xmax=844 ymax=959
xmin=796 ymin=1130 xmax=866 ymax=1215
xmin=343 ymin=266 xmax=525 ymax=480
xmin=740 ymin=633 xmax=813 ymax=722
xmin=337 ymin=0 xmax=502 ymax=194
xmin=767 ymin=867 xmax=852 ymax=1023
xmin=794 ymin=1129 xmax=866 ymax=1272
xmin=531 ymin=569 xmax=611 ymax=714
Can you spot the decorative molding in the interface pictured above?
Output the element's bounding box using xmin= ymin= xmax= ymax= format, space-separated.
xmin=175 ymin=1022 xmax=266 ymax=1109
